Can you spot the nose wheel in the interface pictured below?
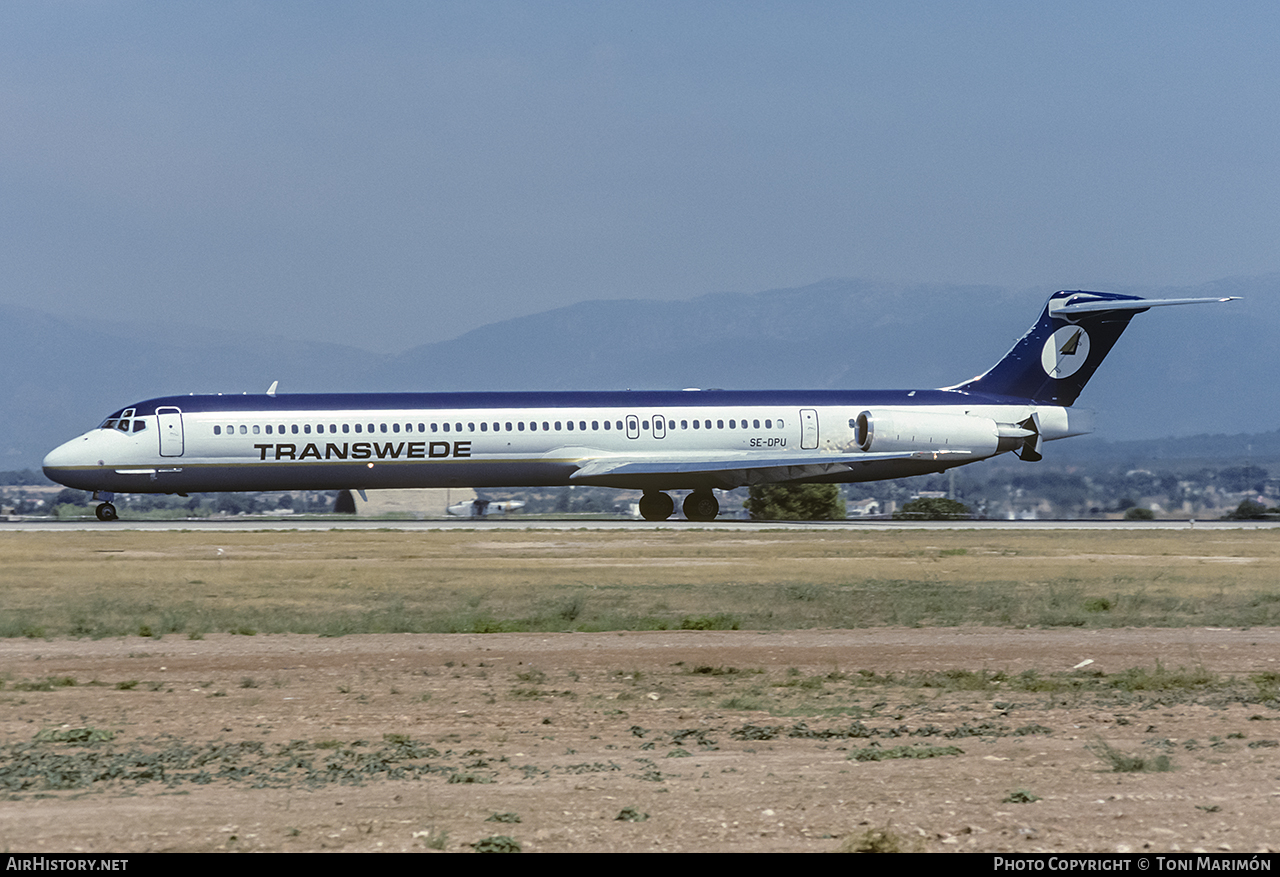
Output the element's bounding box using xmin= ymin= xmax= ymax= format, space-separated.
xmin=682 ymin=490 xmax=719 ymax=522
xmin=95 ymin=503 xmax=118 ymax=522
xmin=639 ymin=491 xmax=675 ymax=521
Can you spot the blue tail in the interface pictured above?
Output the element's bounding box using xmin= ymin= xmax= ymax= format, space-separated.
xmin=947 ymin=290 xmax=1236 ymax=406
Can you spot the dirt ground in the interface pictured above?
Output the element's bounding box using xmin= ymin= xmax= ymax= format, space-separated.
xmin=1 ymin=627 xmax=1278 ymax=853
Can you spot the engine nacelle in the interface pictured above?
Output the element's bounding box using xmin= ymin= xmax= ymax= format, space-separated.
xmin=854 ymin=410 xmax=1005 ymax=457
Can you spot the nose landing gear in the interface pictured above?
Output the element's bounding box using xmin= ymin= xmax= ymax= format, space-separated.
xmin=92 ymin=491 xmax=118 ymax=522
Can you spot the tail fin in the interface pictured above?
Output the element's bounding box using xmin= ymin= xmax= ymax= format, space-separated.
xmin=945 ymin=290 xmax=1238 ymax=406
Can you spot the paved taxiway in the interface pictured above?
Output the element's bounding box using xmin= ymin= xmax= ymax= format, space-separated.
xmin=3 ymin=517 xmax=1278 ymax=532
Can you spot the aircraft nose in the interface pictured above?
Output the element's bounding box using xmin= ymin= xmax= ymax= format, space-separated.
xmin=42 ymin=434 xmax=100 ymax=488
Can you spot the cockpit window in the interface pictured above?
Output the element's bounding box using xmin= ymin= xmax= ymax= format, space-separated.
xmin=99 ymin=408 xmax=136 ymax=431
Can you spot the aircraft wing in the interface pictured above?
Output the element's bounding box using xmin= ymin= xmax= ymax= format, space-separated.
xmin=568 ymin=449 xmax=972 ymax=489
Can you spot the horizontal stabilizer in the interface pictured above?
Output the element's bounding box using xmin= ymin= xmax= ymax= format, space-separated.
xmin=1050 ymin=295 xmax=1240 ymax=317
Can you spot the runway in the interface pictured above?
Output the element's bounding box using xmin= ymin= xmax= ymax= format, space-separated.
xmin=3 ymin=516 xmax=1278 ymax=532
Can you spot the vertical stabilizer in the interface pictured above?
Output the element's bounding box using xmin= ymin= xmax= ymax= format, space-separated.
xmin=945 ymin=290 xmax=1237 ymax=406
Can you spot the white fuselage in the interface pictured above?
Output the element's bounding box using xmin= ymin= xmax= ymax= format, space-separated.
xmin=42 ymin=390 xmax=1091 ymax=496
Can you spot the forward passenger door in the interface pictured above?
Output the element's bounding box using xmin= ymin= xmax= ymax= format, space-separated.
xmin=157 ymin=407 xmax=184 ymax=457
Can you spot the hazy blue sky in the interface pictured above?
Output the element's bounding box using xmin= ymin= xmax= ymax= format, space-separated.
xmin=3 ymin=2 xmax=1278 ymax=353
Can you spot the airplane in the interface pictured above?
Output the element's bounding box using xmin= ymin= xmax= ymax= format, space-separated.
xmin=447 ymin=498 xmax=526 ymax=517
xmin=42 ymin=290 xmax=1237 ymax=523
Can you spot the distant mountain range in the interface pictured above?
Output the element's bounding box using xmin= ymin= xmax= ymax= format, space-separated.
xmin=7 ymin=275 xmax=1275 ymax=471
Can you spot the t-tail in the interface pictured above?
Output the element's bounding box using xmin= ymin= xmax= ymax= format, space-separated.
xmin=945 ymin=290 xmax=1239 ymax=406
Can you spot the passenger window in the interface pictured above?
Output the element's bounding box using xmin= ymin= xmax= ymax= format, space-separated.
xmin=380 ymin=423 xmax=387 ymax=433
xmin=518 ymin=422 xmax=525 ymax=431
xmin=292 ymin=425 xmax=299 ymax=435
xmin=692 ymin=420 xmax=699 ymax=429
xmin=505 ymin=422 xmax=512 ymax=431
xmin=566 ymin=421 xmax=574 ymax=431
xmin=214 ymin=425 xmax=221 ymax=435
xmin=393 ymin=423 xmax=401 ymax=433
xmin=765 ymin=419 xmax=772 ymax=429
xmin=753 ymin=419 xmax=760 ymax=429
xmin=304 ymin=424 xmax=311 ymax=434
xmin=603 ymin=421 xmax=609 ymax=430
xmin=354 ymin=424 xmax=362 ymax=433
xmin=555 ymin=421 xmax=562 ymax=430
xmin=455 ymin=423 xmax=462 ymax=432
xmin=592 ymin=421 xmax=599 ymax=430
xmin=443 ymin=422 xmax=450 ymax=432
xmin=681 ymin=420 xmax=688 ymax=429
xmin=343 ymin=424 xmax=350 ymax=433
xmin=530 ymin=421 xmax=537 ymax=431
xmin=265 ymin=425 xmax=272 ymax=435
xmin=717 ymin=420 xmax=724 ymax=429
xmin=253 ymin=425 xmax=260 ymax=435
xmin=579 ymin=421 xmax=586 ymax=431
xmin=240 ymin=425 xmax=248 ymax=435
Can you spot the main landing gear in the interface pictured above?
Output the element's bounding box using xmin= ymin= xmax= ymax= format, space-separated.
xmin=682 ymin=490 xmax=719 ymax=522
xmin=639 ymin=491 xmax=675 ymax=521
xmin=638 ymin=490 xmax=720 ymax=522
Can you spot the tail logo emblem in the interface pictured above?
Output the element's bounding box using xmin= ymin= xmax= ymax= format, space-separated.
xmin=1040 ymin=325 xmax=1091 ymax=379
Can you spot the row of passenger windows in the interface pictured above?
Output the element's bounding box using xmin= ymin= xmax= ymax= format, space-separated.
xmin=213 ymin=417 xmax=783 ymax=436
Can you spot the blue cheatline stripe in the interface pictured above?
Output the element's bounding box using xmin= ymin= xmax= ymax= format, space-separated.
xmin=111 ymin=387 xmax=1018 ymax=419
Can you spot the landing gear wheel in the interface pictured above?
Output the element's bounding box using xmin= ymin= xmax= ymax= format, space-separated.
xmin=639 ymin=492 xmax=675 ymax=521
xmin=95 ymin=503 xmax=118 ymax=522
xmin=682 ymin=490 xmax=719 ymax=522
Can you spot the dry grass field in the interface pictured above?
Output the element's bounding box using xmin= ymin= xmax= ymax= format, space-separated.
xmin=1 ymin=528 xmax=1278 ymax=852
xmin=2 ymin=528 xmax=1280 ymax=638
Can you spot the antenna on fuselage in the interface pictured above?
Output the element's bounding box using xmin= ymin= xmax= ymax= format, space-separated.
xmin=266 ymin=381 xmax=279 ymax=397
